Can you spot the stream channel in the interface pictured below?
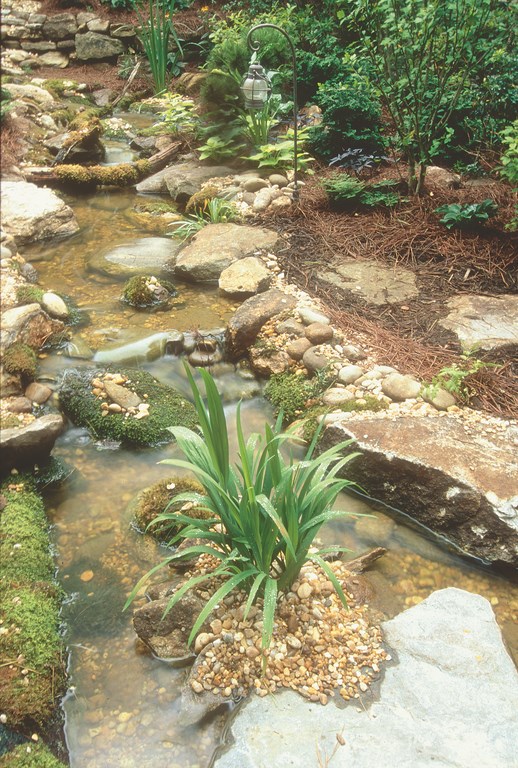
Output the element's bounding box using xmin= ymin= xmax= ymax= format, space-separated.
xmin=21 ymin=137 xmax=518 ymax=768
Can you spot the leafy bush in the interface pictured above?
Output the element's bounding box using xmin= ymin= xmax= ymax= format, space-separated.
xmin=435 ymin=199 xmax=498 ymax=230
xmin=248 ymin=127 xmax=314 ymax=172
xmin=149 ymin=93 xmax=199 ymax=135
xmin=306 ymin=62 xmax=384 ymax=160
xmin=198 ymin=134 xmax=243 ymax=162
xmin=323 ymin=174 xmax=400 ymax=208
xmin=422 ymin=352 xmax=496 ymax=402
xmin=127 ymin=367 xmax=359 ymax=658
xmin=498 ymin=121 xmax=518 ymax=186
xmin=329 ymin=148 xmax=390 ymax=174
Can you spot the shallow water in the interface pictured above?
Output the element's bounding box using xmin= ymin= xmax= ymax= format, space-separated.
xmin=21 ymin=185 xmax=518 ymax=768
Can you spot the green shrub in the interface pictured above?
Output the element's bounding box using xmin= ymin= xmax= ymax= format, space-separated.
xmin=322 ymin=174 xmax=400 ymax=208
xmin=127 ymin=367 xmax=359 ymax=660
xmin=435 ymin=199 xmax=498 ymax=230
xmin=248 ymin=127 xmax=314 ymax=172
xmin=3 ymin=343 xmax=37 ymax=379
xmin=498 ymin=120 xmax=518 ymax=186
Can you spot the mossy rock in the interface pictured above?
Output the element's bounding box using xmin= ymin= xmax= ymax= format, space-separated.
xmin=133 ymin=199 xmax=179 ymax=216
xmin=264 ymin=371 xmax=324 ymax=424
xmin=3 ymin=344 xmax=37 ymax=380
xmin=0 ymin=742 xmax=67 ymax=768
xmin=0 ymin=481 xmax=65 ymax=732
xmin=121 ymin=275 xmax=177 ymax=309
xmin=15 ymin=285 xmax=44 ymax=306
xmin=58 ymin=368 xmax=198 ymax=446
xmin=185 ymin=184 xmax=220 ymax=215
xmin=133 ymin=476 xmax=208 ymax=542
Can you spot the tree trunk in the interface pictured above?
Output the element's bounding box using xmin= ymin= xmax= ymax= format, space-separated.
xmin=25 ymin=141 xmax=181 ymax=189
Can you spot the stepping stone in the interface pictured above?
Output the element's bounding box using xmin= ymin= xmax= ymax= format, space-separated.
xmin=439 ymin=294 xmax=518 ymax=353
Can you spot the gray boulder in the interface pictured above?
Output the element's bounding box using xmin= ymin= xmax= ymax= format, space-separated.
xmin=212 ymin=588 xmax=518 ymax=768
xmin=226 ymin=289 xmax=297 ymax=361
xmin=0 ymin=414 xmax=65 ymax=471
xmin=87 ymin=236 xmax=180 ymax=279
xmin=75 ymin=31 xmax=124 ymax=60
xmin=136 ymin=162 xmax=235 ymax=200
xmin=175 ymin=223 xmax=279 ymax=283
xmin=0 ymin=181 xmax=79 ymax=244
xmin=319 ymin=415 xmax=518 ymax=566
xmin=42 ymin=13 xmax=77 ymax=39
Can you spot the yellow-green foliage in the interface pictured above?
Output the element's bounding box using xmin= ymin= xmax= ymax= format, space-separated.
xmin=134 ymin=476 xmax=207 ymax=542
xmin=3 ymin=344 xmax=37 ymax=379
xmin=16 ymin=285 xmax=44 ymax=306
xmin=0 ymin=481 xmax=65 ymax=730
xmin=0 ymin=741 xmax=67 ymax=768
xmin=185 ymin=184 xmax=219 ymax=215
xmin=41 ymin=78 xmax=80 ymax=98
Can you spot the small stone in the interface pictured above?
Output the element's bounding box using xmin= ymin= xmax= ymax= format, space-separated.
xmin=297 ymin=583 xmax=313 ymax=600
xmin=269 ymin=174 xmax=288 ymax=187
xmin=305 ymin=323 xmax=334 ymax=344
xmin=322 ymin=388 xmax=355 ymax=407
xmin=302 ymin=346 xmax=329 ymax=373
xmin=298 ymin=307 xmax=330 ymax=326
xmin=191 ymin=680 xmax=203 ymax=694
xmin=422 ymin=387 xmax=456 ymax=411
xmin=80 ymin=570 xmax=94 ymax=582
xmin=382 ymin=372 xmax=422 ymax=402
xmin=286 ymin=337 xmax=312 ymax=361
xmin=41 ymin=291 xmax=69 ymax=319
xmin=286 ymin=635 xmax=302 ymax=650
xmin=338 ymin=365 xmax=364 ymax=385
xmin=194 ymin=633 xmax=213 ymax=654
xmin=243 ymin=178 xmax=269 ymax=192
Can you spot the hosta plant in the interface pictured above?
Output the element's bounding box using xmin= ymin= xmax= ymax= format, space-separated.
xmin=435 ymin=199 xmax=498 ymax=230
xmin=126 ymin=367 xmax=360 ymax=662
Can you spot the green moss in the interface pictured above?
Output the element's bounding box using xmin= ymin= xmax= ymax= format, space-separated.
xmin=59 ymin=368 xmax=198 ymax=447
xmin=185 ymin=184 xmax=219 ymax=215
xmin=301 ymin=395 xmax=389 ymax=443
xmin=41 ymin=78 xmax=79 ymax=98
xmin=133 ymin=199 xmax=178 ymax=215
xmin=3 ymin=344 xmax=37 ymax=379
xmin=55 ymin=162 xmax=150 ymax=188
xmin=48 ymin=108 xmax=74 ymax=127
xmin=0 ymin=741 xmax=67 ymax=768
xmin=0 ymin=413 xmax=22 ymax=429
xmin=134 ymin=476 xmax=207 ymax=542
xmin=264 ymin=372 xmax=323 ymax=424
xmin=0 ymin=481 xmax=65 ymax=731
xmin=15 ymin=285 xmax=44 ymax=306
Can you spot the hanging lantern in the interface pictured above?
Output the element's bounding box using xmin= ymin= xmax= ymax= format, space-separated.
xmin=240 ymin=62 xmax=271 ymax=110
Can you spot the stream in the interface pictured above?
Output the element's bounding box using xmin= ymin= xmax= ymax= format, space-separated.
xmin=21 ymin=150 xmax=518 ymax=768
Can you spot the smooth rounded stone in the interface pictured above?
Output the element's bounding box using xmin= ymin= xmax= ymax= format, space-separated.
xmin=253 ymin=188 xmax=274 ymax=212
xmin=219 ymin=256 xmax=272 ymax=298
xmin=422 ymin=387 xmax=456 ymax=411
xmin=88 ymin=237 xmax=180 ymax=279
xmin=322 ymin=388 xmax=355 ymax=407
xmin=302 ymin=345 xmax=329 ymax=373
xmin=188 ymin=347 xmax=223 ymax=367
xmin=0 ymin=181 xmax=79 ymax=245
xmin=338 ymin=364 xmax=364 ymax=384
xmin=94 ymin=331 xmax=172 ymax=365
xmin=381 ymin=372 xmax=422 ymax=402
xmin=25 ymin=381 xmax=52 ymax=404
xmin=286 ymin=337 xmax=312 ymax=361
xmin=0 ymin=245 xmax=12 ymax=259
xmin=242 ymin=192 xmax=255 ymax=205
xmin=269 ymin=174 xmax=288 ymax=188
xmin=249 ymin=348 xmax=291 ymax=377
xmin=2 ymin=83 xmax=55 ymax=107
xmin=226 ymin=289 xmax=297 ymax=360
xmin=356 ymin=371 xmax=384 ymax=385
xmin=342 ymin=344 xmax=367 ymax=361
xmin=373 ymin=365 xmax=397 ymax=375
xmin=275 ymin=318 xmax=305 ymax=337
xmin=103 ymin=380 xmax=141 ymax=409
xmin=6 ymin=396 xmax=32 ymax=413
xmin=243 ymin=178 xmax=269 ymax=193
xmin=66 ymin=336 xmax=94 ymax=359
xmin=0 ymin=413 xmax=65 ymax=471
xmin=304 ymin=322 xmax=334 ymax=345
xmin=18 ymin=262 xmax=38 ymax=283
xmin=41 ymin=291 xmax=68 ymax=319
xmin=297 ymin=307 xmax=330 ymax=326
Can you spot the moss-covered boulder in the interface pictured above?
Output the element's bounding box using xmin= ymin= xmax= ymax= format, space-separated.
xmin=59 ymin=368 xmax=198 ymax=446
xmin=133 ymin=476 xmax=208 ymax=542
xmin=3 ymin=343 xmax=37 ymax=381
xmin=0 ymin=480 xmax=66 ymax=735
xmin=121 ymin=275 xmax=177 ymax=309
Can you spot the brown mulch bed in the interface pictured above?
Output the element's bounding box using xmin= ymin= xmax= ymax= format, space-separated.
xmin=258 ymin=168 xmax=518 ymax=419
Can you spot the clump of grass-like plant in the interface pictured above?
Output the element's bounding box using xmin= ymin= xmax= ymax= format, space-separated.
xmin=134 ymin=0 xmax=183 ymax=95
xmin=126 ymin=366 xmax=359 ymax=664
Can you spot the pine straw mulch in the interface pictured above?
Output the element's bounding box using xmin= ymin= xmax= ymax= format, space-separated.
xmin=256 ymin=167 xmax=518 ymax=419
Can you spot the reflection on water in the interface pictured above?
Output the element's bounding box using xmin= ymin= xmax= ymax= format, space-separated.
xmin=22 ymin=183 xmax=517 ymax=767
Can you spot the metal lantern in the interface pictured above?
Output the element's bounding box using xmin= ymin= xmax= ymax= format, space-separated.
xmin=240 ymin=62 xmax=271 ymax=110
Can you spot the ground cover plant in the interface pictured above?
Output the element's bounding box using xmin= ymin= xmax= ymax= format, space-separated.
xmin=127 ymin=366 xmax=359 ymax=661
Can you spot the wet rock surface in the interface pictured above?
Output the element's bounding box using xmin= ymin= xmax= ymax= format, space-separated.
xmin=0 ymin=413 xmax=65 ymax=470
xmin=88 ymin=236 xmax=181 ymax=279
xmin=213 ymin=589 xmax=518 ymax=768
xmin=320 ymin=415 xmax=518 ymax=566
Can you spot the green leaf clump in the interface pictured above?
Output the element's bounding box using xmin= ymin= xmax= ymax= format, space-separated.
xmin=435 ymin=199 xmax=498 ymax=229
xmin=126 ymin=367 xmax=360 ymax=661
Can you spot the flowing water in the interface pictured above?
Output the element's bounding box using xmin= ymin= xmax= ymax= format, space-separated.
xmin=21 ymin=177 xmax=518 ymax=768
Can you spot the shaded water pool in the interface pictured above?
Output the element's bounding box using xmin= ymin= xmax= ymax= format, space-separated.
xmin=21 ymin=189 xmax=518 ymax=767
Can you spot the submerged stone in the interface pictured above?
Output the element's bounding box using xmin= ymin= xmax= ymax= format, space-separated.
xmin=88 ymin=237 xmax=181 ymax=279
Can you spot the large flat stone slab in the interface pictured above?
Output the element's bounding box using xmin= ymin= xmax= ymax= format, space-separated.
xmin=175 ymin=223 xmax=279 ymax=283
xmin=87 ymin=236 xmax=181 ymax=278
xmin=213 ymin=588 xmax=518 ymax=768
xmin=135 ymin=162 xmax=235 ymax=199
xmin=0 ymin=181 xmax=79 ymax=245
xmin=0 ymin=414 xmax=65 ymax=471
xmin=439 ymin=294 xmax=518 ymax=353
xmin=320 ymin=415 xmax=518 ymax=567
xmin=320 ymin=259 xmax=419 ymax=305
